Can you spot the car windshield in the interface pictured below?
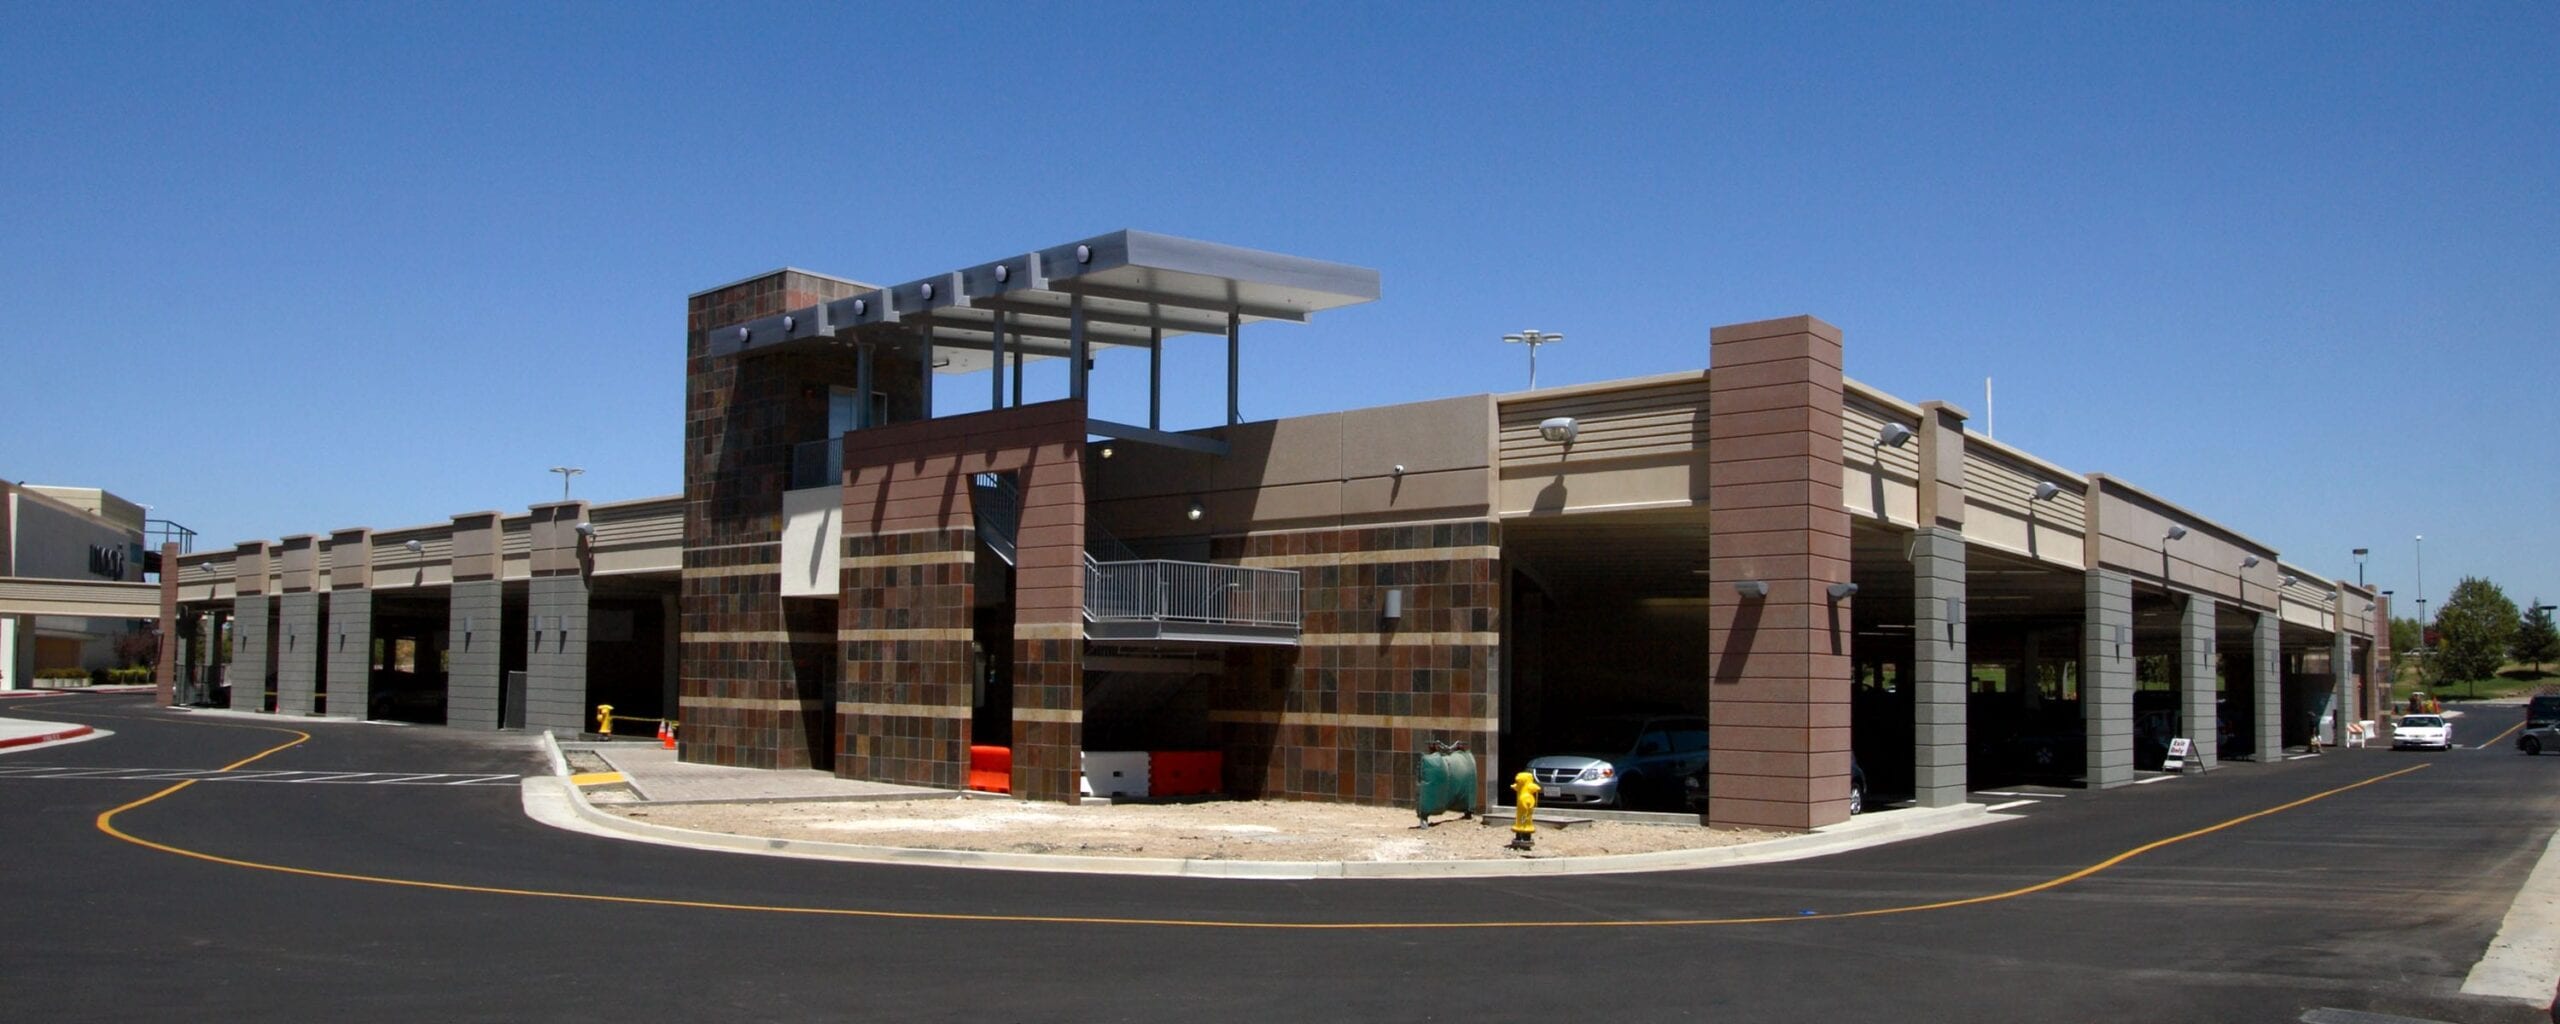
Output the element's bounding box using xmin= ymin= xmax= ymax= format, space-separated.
xmin=1556 ymin=718 xmax=1648 ymax=755
xmin=2402 ymin=715 xmax=2445 ymax=727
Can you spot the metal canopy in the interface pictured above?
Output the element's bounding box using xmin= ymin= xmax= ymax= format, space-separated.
xmin=708 ymin=230 xmax=1381 ymax=373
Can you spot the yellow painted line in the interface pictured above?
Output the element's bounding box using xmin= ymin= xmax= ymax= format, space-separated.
xmin=88 ymin=728 xmax=2435 ymax=930
xmin=569 ymin=772 xmax=625 ymax=787
xmin=2484 ymin=719 xmax=2524 ymax=747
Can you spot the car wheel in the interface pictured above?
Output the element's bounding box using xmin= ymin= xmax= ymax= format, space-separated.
xmin=2526 ymin=737 xmax=2543 ymax=756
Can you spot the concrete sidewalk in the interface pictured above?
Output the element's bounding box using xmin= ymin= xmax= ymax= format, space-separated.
xmin=531 ymin=735 xmax=1999 ymax=878
xmin=577 ymin=742 xmax=951 ymax=805
xmin=0 ymin=715 xmax=105 ymax=752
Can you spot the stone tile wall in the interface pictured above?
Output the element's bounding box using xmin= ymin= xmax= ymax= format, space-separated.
xmin=1212 ymin=520 xmax=1501 ymax=808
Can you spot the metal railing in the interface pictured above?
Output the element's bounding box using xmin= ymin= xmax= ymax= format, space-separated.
xmin=1083 ymin=559 xmax=1301 ymax=630
xmin=147 ymin=519 xmax=198 ymax=554
xmin=788 ymin=437 xmax=843 ymax=490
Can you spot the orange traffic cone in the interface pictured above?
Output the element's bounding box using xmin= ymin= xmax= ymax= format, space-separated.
xmin=659 ymin=722 xmax=676 ymax=750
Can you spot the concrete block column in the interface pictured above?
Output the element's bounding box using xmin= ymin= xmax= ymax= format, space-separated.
xmin=1913 ymin=527 xmax=1968 ymax=806
xmin=1705 ymin=315 xmax=1854 ymax=831
xmin=323 ymin=528 xmax=373 ymax=719
xmin=2082 ymin=569 xmax=2134 ymax=788
xmin=2179 ymin=594 xmax=2217 ymax=770
xmin=2330 ymin=628 xmax=2353 ymax=746
xmin=1911 ymin=400 xmax=1971 ymax=809
xmin=524 ymin=501 xmax=590 ymax=736
xmin=272 ymin=535 xmax=322 ymax=716
xmin=2 ymin=616 xmax=31 ymax=691
xmin=445 ymin=512 xmax=505 ymax=730
xmin=2252 ymin=611 xmax=2281 ymax=760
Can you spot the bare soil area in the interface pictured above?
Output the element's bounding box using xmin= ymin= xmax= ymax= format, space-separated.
xmin=612 ymin=799 xmax=1777 ymax=862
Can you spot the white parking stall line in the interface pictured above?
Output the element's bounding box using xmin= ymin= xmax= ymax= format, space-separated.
xmin=282 ymin=772 xmax=380 ymax=783
xmin=24 ymin=767 xmax=136 ymax=778
xmin=2287 ymin=754 xmax=2321 ymax=761
xmin=1972 ymin=791 xmax=2063 ymax=799
xmin=1984 ymin=799 xmax=2038 ymax=812
xmin=2133 ymin=775 xmax=2177 ymax=785
xmin=362 ymin=774 xmax=449 ymax=784
xmin=440 ymin=774 xmax=521 ymax=785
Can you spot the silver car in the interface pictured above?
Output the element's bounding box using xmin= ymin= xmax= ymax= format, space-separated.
xmin=1526 ymin=714 xmax=1709 ymax=809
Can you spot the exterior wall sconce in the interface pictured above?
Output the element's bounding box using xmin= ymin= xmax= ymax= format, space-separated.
xmin=404 ymin=539 xmax=424 ymax=555
xmin=2281 ymin=575 xmax=2299 ymax=587
xmin=1391 ymin=464 xmax=1406 ymax=477
xmin=1875 ymin=422 xmax=1914 ymax=448
xmin=2032 ymin=481 xmax=2061 ymax=502
xmin=575 ymin=522 xmax=595 ymax=539
xmin=1185 ymin=501 xmax=1205 ymax=522
xmin=1826 ymin=582 xmax=1859 ymax=600
xmin=2240 ymin=555 xmax=2260 ymax=569
xmin=1944 ymin=596 xmax=1965 ymax=623
xmin=2163 ymin=525 xmax=2189 ymax=542
xmin=1383 ymin=589 xmax=1404 ymax=621
xmin=1098 ymin=445 xmax=1115 ymax=459
xmin=1538 ymin=417 xmax=1578 ymax=444
xmin=1734 ymin=580 xmax=1769 ymax=599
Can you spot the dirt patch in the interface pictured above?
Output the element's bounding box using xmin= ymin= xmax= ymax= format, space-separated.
xmin=613 ymin=799 xmax=1778 ymax=862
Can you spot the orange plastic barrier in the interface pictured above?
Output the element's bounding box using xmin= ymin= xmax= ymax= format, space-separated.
xmin=967 ymin=745 xmax=1012 ymax=794
xmin=1148 ymin=750 xmax=1223 ymax=797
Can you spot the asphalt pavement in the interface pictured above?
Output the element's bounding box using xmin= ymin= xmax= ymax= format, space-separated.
xmin=2 ymin=691 xmax=2553 ymax=1023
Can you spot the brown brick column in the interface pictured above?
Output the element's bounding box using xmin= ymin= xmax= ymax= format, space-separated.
xmin=679 ymin=270 xmax=867 ymax=770
xmin=1705 ymin=315 xmax=1854 ymax=831
xmin=834 ymin=401 xmax=1087 ymax=799
xmin=155 ymin=541 xmax=179 ymax=706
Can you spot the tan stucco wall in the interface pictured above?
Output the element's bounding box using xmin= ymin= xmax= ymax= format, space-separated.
xmin=1095 ymin=394 xmax=1495 ymax=539
xmin=1496 ymin=372 xmax=1708 ymax=518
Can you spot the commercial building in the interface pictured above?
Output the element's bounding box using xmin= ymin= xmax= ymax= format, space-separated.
xmin=165 ymin=230 xmax=2389 ymax=831
xmin=0 ymin=482 xmax=173 ymax=689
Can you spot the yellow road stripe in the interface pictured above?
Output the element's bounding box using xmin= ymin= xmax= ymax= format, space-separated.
xmin=88 ymin=718 xmax=2434 ymax=930
xmin=569 ymin=772 xmax=625 ymax=786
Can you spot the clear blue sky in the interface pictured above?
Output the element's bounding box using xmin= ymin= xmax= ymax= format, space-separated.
xmin=5 ymin=3 xmax=2553 ymax=618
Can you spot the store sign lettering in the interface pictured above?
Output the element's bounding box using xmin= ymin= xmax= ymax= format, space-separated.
xmin=88 ymin=544 xmax=126 ymax=579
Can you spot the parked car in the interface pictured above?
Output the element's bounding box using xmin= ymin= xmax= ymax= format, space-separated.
xmin=2519 ymin=713 xmax=2560 ymax=755
xmin=1526 ymin=714 xmax=1708 ymax=810
xmin=2392 ymin=714 xmax=2452 ymax=752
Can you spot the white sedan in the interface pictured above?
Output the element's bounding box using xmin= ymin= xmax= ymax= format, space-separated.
xmin=2393 ymin=714 xmax=2453 ymax=751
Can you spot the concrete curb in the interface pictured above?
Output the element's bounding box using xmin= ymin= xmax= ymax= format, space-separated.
xmin=0 ymin=724 xmax=99 ymax=750
xmin=525 ymin=733 xmax=2006 ymax=879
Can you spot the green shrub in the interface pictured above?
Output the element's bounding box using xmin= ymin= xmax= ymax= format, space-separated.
xmin=106 ymin=666 xmax=154 ymax=686
xmin=35 ymin=667 xmax=91 ymax=681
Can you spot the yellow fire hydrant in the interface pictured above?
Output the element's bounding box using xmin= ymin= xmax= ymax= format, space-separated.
xmin=595 ymin=704 xmax=614 ymax=737
xmin=1509 ymin=770 xmax=1541 ymax=850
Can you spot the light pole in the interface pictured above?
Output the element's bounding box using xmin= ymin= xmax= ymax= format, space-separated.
xmin=1503 ymin=330 xmax=1563 ymax=390
xmin=549 ymin=466 xmax=585 ymax=501
xmin=2414 ymin=534 xmax=2425 ymax=632
xmin=2353 ymin=547 xmax=2367 ymax=588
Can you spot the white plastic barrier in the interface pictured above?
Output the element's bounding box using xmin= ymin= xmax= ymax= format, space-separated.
xmin=1081 ymin=751 xmax=1150 ymax=798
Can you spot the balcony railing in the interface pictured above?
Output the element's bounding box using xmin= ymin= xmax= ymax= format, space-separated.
xmin=1084 ymin=559 xmax=1301 ymax=642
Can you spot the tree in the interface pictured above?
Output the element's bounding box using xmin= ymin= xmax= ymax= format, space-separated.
xmin=2435 ymin=577 xmax=2519 ymax=689
xmin=2391 ymin=616 xmax=2423 ymax=657
xmin=2515 ymin=600 xmax=2560 ymax=674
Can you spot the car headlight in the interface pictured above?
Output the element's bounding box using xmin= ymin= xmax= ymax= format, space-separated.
xmin=1578 ymin=766 xmax=1615 ymax=783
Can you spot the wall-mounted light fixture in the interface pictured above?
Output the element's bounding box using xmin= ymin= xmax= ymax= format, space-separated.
xmin=1185 ymin=501 xmax=1205 ymax=522
xmin=2031 ymin=481 xmax=2062 ymax=502
xmin=2240 ymin=555 xmax=2261 ymax=569
xmin=1734 ymin=580 xmax=1769 ymax=599
xmin=1875 ymin=423 xmax=1914 ymax=449
xmin=1383 ymin=589 xmax=1404 ymax=621
xmin=1538 ymin=416 xmax=1578 ymax=444
xmin=1391 ymin=464 xmax=1406 ymax=477
xmin=1826 ymin=582 xmax=1859 ymax=600
xmin=404 ymin=539 xmax=424 ymax=556
xmin=1098 ymin=445 xmax=1115 ymax=459
xmin=1945 ymin=596 xmax=1965 ymax=624
xmin=575 ymin=522 xmax=595 ymax=540
xmin=2281 ymin=574 xmax=2299 ymax=587
xmin=2163 ymin=525 xmax=2189 ymax=542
